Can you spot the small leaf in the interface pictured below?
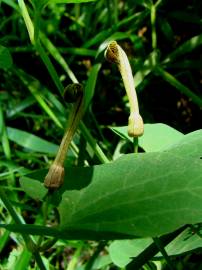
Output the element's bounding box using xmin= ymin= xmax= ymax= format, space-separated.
xmin=163 ymin=34 xmax=202 ymax=64
xmin=0 ymin=45 xmax=13 ymax=69
xmin=160 ymin=227 xmax=202 ymax=257
xmin=20 ymin=176 xmax=48 ymax=200
xmin=110 ymin=123 xmax=184 ymax=152
xmin=109 ymin=239 xmax=152 ymax=267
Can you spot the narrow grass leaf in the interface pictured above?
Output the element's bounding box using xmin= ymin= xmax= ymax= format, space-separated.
xmin=169 ymin=11 xmax=202 ymax=24
xmin=13 ymin=248 xmax=32 ymax=270
xmin=134 ymin=50 xmax=158 ymax=87
xmin=0 ymin=106 xmax=11 ymax=159
xmin=40 ymin=33 xmax=78 ymax=83
xmin=168 ymin=60 xmax=202 ymax=69
xmin=7 ymin=127 xmax=59 ymax=154
xmin=156 ymin=67 xmax=202 ymax=107
xmin=0 ymin=45 xmax=13 ymax=69
xmin=84 ymin=63 xmax=101 ymax=111
xmin=96 ymin=32 xmax=131 ymax=56
xmin=1 ymin=0 xmax=19 ymax=10
xmin=7 ymin=96 xmax=36 ymax=118
xmin=83 ymin=29 xmax=112 ymax=48
xmin=163 ymin=34 xmax=202 ymax=64
xmin=17 ymin=69 xmax=63 ymax=128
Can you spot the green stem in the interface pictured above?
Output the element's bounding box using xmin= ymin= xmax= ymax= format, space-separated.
xmin=151 ymin=4 xmax=157 ymax=50
xmin=80 ymin=122 xmax=109 ymax=163
xmin=153 ymin=237 xmax=175 ymax=270
xmin=55 ymin=96 xmax=84 ymax=166
xmin=133 ymin=137 xmax=138 ymax=153
xmin=126 ymin=226 xmax=187 ymax=270
xmin=84 ymin=241 xmax=107 ymax=270
xmin=18 ymin=1 xmax=109 ymax=164
xmin=0 ymin=189 xmax=47 ymax=270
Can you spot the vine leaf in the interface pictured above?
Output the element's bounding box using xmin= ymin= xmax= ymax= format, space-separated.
xmin=59 ymin=130 xmax=202 ymax=238
xmin=20 ymin=129 xmax=202 ymax=239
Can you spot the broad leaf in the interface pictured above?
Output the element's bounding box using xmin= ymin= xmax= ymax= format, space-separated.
xmin=57 ymin=130 xmax=202 ymax=238
xmin=20 ymin=130 xmax=202 ymax=239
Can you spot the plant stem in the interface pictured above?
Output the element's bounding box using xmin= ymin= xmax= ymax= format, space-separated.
xmin=153 ymin=237 xmax=175 ymax=270
xmin=84 ymin=241 xmax=107 ymax=270
xmin=80 ymin=122 xmax=109 ymax=163
xmin=0 ymin=189 xmax=47 ymax=270
xmin=150 ymin=4 xmax=157 ymax=50
xmin=44 ymin=85 xmax=84 ymax=189
xmin=126 ymin=226 xmax=187 ymax=269
xmin=18 ymin=0 xmax=109 ymax=165
xmin=133 ymin=137 xmax=139 ymax=153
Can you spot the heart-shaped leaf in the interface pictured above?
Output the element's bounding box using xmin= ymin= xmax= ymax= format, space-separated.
xmin=59 ymin=130 xmax=202 ymax=238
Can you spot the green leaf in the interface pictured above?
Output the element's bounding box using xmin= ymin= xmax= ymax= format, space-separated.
xmin=155 ymin=67 xmax=202 ymax=107
xmin=7 ymin=127 xmax=59 ymax=155
xmin=109 ymin=239 xmax=152 ymax=267
xmin=40 ymin=33 xmax=78 ymax=83
xmin=163 ymin=34 xmax=202 ymax=64
xmin=134 ymin=50 xmax=158 ymax=87
xmin=20 ymin=176 xmax=48 ymax=200
xmin=19 ymin=130 xmax=202 ymax=239
xmin=58 ymin=130 xmax=202 ymax=238
xmin=84 ymin=63 xmax=101 ymax=111
xmin=160 ymin=227 xmax=202 ymax=257
xmin=0 ymin=45 xmax=13 ymax=69
xmin=110 ymin=123 xmax=184 ymax=152
xmin=109 ymin=227 xmax=202 ymax=267
xmin=1 ymin=0 xmax=19 ymax=10
xmin=96 ymin=32 xmax=132 ymax=56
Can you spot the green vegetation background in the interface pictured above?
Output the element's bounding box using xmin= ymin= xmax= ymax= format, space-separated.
xmin=0 ymin=0 xmax=202 ymax=269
